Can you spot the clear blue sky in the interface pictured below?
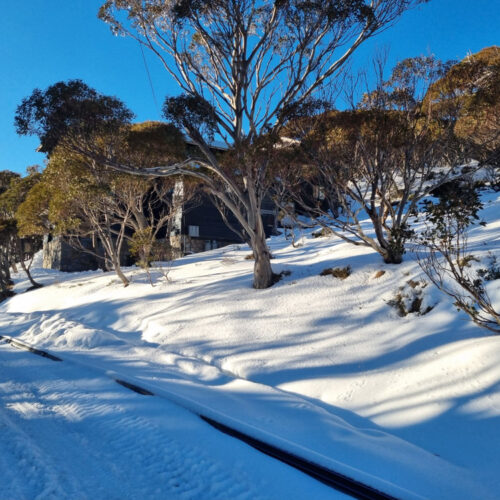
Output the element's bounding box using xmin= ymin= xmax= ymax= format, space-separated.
xmin=1 ymin=0 xmax=498 ymax=175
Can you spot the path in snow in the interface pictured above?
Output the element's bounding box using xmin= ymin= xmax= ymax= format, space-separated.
xmin=0 ymin=343 xmax=342 ymax=500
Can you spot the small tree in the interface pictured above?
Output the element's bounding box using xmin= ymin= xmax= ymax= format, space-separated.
xmin=0 ymin=170 xmax=43 ymax=292
xmin=18 ymin=122 xmax=197 ymax=287
xmin=417 ymin=181 xmax=500 ymax=333
xmin=282 ymin=56 xmax=466 ymax=264
xmin=32 ymin=148 xmax=135 ymax=286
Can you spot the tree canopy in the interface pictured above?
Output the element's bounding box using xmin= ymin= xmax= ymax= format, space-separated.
xmin=424 ymin=46 xmax=500 ymax=166
xmin=15 ymin=80 xmax=134 ymax=155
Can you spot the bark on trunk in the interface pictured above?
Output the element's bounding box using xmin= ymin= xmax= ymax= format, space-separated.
xmin=112 ymin=256 xmax=130 ymax=287
xmin=251 ymin=233 xmax=273 ymax=289
xmin=382 ymin=248 xmax=403 ymax=264
xmin=0 ymin=253 xmax=14 ymax=301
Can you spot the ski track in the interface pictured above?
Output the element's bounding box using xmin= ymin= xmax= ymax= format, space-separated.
xmin=0 ymin=344 xmax=338 ymax=500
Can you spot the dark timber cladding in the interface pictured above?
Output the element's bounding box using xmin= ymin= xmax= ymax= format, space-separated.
xmin=182 ymin=194 xmax=276 ymax=242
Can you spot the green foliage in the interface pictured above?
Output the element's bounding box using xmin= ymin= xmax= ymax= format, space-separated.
xmin=15 ymin=79 xmax=134 ymax=154
xmin=129 ymin=227 xmax=162 ymax=269
xmin=163 ymin=94 xmax=218 ymax=140
xmin=0 ymin=170 xmax=44 ymax=293
xmin=420 ymin=181 xmax=483 ymax=241
xmin=424 ymin=46 xmax=500 ymax=166
xmin=0 ymin=172 xmax=42 ymax=219
xmin=124 ymin=121 xmax=186 ymax=165
xmin=0 ymin=171 xmax=20 ymax=195
xmin=16 ymin=182 xmax=52 ymax=237
xmin=477 ymin=254 xmax=500 ymax=282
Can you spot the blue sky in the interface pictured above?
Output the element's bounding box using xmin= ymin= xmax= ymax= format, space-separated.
xmin=1 ymin=0 xmax=498 ymax=175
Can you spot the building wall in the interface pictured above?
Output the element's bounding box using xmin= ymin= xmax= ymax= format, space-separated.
xmin=181 ymin=194 xmax=276 ymax=244
xmin=43 ymin=193 xmax=278 ymax=271
xmin=43 ymin=235 xmax=132 ymax=272
xmin=43 ymin=235 xmax=101 ymax=272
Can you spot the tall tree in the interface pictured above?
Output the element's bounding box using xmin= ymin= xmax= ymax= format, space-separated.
xmin=93 ymin=0 xmax=426 ymax=288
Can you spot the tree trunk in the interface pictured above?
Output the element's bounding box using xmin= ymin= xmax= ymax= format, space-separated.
xmin=372 ymin=213 xmax=404 ymax=264
xmin=383 ymin=251 xmax=403 ymax=264
xmin=20 ymin=259 xmax=43 ymax=289
xmin=383 ymin=229 xmax=405 ymax=264
xmin=0 ymin=251 xmax=14 ymax=301
xmin=251 ymin=231 xmax=273 ymax=289
xmin=112 ymin=255 xmax=129 ymax=287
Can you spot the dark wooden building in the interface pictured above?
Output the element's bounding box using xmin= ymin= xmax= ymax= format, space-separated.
xmin=173 ymin=194 xmax=277 ymax=254
xmin=43 ymin=193 xmax=277 ymax=272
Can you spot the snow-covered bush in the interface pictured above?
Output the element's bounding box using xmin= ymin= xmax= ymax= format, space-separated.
xmin=388 ymin=279 xmax=434 ymax=316
xmin=417 ymin=181 xmax=500 ymax=333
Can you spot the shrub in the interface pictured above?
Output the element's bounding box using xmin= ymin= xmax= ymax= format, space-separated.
xmin=388 ymin=279 xmax=434 ymax=317
xmin=312 ymin=227 xmax=333 ymax=238
xmin=477 ymin=254 xmax=500 ymax=282
xmin=320 ymin=266 xmax=351 ymax=279
xmin=417 ymin=181 xmax=500 ymax=333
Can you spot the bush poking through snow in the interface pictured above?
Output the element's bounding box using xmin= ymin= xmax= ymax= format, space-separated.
xmin=271 ymin=269 xmax=291 ymax=285
xmin=320 ymin=266 xmax=351 ymax=280
xmin=477 ymin=254 xmax=500 ymax=282
xmin=388 ymin=280 xmax=434 ymax=317
xmin=418 ymin=181 xmax=500 ymax=333
xmin=312 ymin=227 xmax=334 ymax=238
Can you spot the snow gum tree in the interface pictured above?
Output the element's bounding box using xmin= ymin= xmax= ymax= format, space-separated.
xmin=21 ymin=148 xmax=136 ymax=287
xmin=282 ymin=56 xmax=467 ymax=264
xmin=17 ymin=124 xmax=196 ymax=287
xmin=97 ymin=0 xmax=426 ymax=288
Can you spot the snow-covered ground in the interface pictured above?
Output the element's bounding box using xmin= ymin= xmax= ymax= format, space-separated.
xmin=1 ymin=190 xmax=499 ymax=499
xmin=0 ymin=343 xmax=341 ymax=500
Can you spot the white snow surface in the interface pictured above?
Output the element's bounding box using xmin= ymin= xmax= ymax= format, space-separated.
xmin=0 ymin=344 xmax=341 ymax=500
xmin=1 ymin=190 xmax=500 ymax=499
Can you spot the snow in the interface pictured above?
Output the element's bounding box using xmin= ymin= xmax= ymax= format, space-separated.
xmin=0 ymin=344 xmax=340 ymax=500
xmin=1 ymin=190 xmax=499 ymax=499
